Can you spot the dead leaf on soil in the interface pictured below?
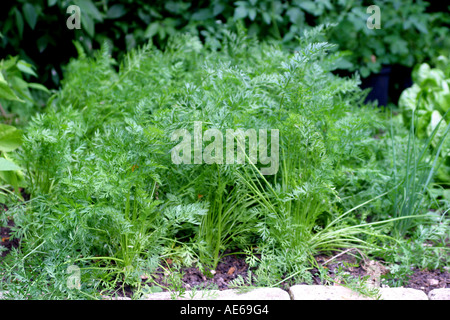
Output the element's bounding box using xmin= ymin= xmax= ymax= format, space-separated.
xmin=227 ymin=267 xmax=236 ymax=275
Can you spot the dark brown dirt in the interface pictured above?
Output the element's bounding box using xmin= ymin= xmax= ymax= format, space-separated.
xmin=149 ymin=253 xmax=257 ymax=292
xmin=143 ymin=250 xmax=449 ymax=296
xmin=0 ymin=205 xmax=19 ymax=258
xmin=403 ymin=268 xmax=450 ymax=294
xmin=311 ymin=252 xmax=450 ymax=295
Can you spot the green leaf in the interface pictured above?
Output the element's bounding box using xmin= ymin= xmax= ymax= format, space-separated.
xmin=399 ymin=83 xmax=420 ymax=112
xmin=262 ymin=12 xmax=271 ymax=24
xmin=164 ymin=1 xmax=191 ymax=14
xmin=9 ymin=76 xmax=30 ymax=100
xmin=15 ymin=8 xmax=24 ymax=38
xmin=144 ymin=22 xmax=159 ymax=39
xmin=0 ymin=170 xmax=22 ymax=194
xmin=106 ymin=4 xmax=126 ymax=19
xmin=81 ymin=11 xmax=95 ymax=37
xmin=27 ymin=82 xmax=50 ymax=93
xmin=422 ymin=70 xmax=445 ymax=89
xmin=286 ymin=7 xmax=303 ymax=24
xmin=444 ymin=189 xmax=450 ymax=202
xmin=234 ymin=6 xmax=248 ymax=20
xmin=427 ymin=110 xmax=448 ymax=149
xmin=299 ymin=1 xmax=317 ymax=14
xmin=37 ymin=36 xmax=49 ymax=53
xmin=0 ymin=81 xmax=24 ymax=102
xmin=388 ymin=37 xmax=408 ymax=56
xmin=137 ymin=8 xmax=150 ymax=24
xmin=76 ymin=0 xmax=103 ymax=21
xmin=213 ymin=3 xmax=225 ymax=16
xmin=436 ymin=92 xmax=450 ymax=113
xmin=17 ymin=60 xmax=38 ymax=77
xmin=23 ymin=3 xmax=38 ymax=29
xmin=360 ymin=66 xmax=370 ymax=78
xmin=48 ymin=0 xmax=58 ymax=6
xmin=0 ymin=124 xmax=23 ymax=152
xmin=125 ymin=34 xmax=136 ymax=51
xmin=191 ymin=8 xmax=213 ymax=21
xmin=411 ymin=18 xmax=428 ymax=34
xmin=413 ymin=63 xmax=432 ymax=85
xmin=0 ymin=158 xmax=22 ymax=172
xmin=248 ymin=8 xmax=257 ymax=21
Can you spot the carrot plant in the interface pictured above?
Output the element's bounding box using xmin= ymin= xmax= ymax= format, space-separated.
xmin=1 ymin=25 xmax=446 ymax=298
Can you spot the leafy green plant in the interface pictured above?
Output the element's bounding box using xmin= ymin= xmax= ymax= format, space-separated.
xmin=196 ymin=166 xmax=260 ymax=270
xmin=325 ymin=0 xmax=448 ymax=78
xmin=3 ymin=0 xmax=447 ymax=92
xmin=399 ymin=56 xmax=450 ymax=183
xmin=389 ymin=108 xmax=450 ymax=236
xmin=0 ymin=55 xmax=49 ymax=125
xmin=381 ymin=208 xmax=450 ymax=287
xmin=0 ymin=55 xmax=49 ymax=201
xmin=0 ymin=124 xmax=24 ymax=201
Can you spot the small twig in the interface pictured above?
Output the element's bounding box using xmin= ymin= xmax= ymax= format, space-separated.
xmin=321 ymin=248 xmax=369 ymax=267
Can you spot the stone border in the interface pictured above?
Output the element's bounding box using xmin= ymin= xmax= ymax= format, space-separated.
xmin=137 ymin=288 xmax=291 ymax=300
xmin=123 ymin=286 xmax=449 ymax=300
xmin=1 ymin=287 xmax=449 ymax=300
xmin=289 ymin=285 xmax=430 ymax=300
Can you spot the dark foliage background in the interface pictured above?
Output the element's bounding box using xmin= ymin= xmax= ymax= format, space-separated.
xmin=1 ymin=0 xmax=448 ymax=90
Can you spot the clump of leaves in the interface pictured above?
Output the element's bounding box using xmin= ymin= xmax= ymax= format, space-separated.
xmin=0 ymin=56 xmax=49 ymax=125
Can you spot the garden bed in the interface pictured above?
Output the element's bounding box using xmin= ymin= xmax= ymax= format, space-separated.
xmin=0 ymin=15 xmax=449 ymax=301
xmin=4 ymin=217 xmax=447 ymax=299
xmin=146 ymin=252 xmax=450 ymax=296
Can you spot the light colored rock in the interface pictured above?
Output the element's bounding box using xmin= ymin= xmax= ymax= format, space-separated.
xmin=378 ymin=288 xmax=428 ymax=300
xmin=102 ymin=295 xmax=132 ymax=300
xmin=428 ymin=279 xmax=439 ymax=286
xmin=215 ymin=288 xmax=290 ymax=300
xmin=143 ymin=288 xmax=290 ymax=300
xmin=428 ymin=288 xmax=450 ymax=300
xmin=289 ymin=285 xmax=373 ymax=300
xmin=0 ymin=291 xmax=9 ymax=300
xmin=142 ymin=291 xmax=213 ymax=300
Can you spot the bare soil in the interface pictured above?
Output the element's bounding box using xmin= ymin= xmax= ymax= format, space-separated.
xmin=146 ymin=251 xmax=449 ymax=296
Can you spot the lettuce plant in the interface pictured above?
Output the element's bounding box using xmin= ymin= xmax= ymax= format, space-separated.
xmin=399 ymin=56 xmax=450 ymax=182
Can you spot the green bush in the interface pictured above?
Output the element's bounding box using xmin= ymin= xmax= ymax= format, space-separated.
xmin=324 ymin=0 xmax=449 ymax=77
xmin=1 ymin=0 xmax=447 ymax=89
